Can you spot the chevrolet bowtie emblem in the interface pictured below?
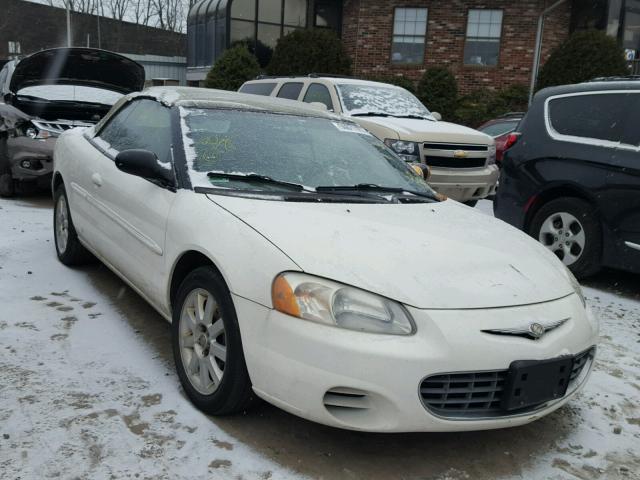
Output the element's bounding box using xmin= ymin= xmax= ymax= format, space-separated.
xmin=453 ymin=150 xmax=468 ymax=158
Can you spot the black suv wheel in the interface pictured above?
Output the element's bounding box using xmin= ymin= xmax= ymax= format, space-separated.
xmin=529 ymin=197 xmax=602 ymax=278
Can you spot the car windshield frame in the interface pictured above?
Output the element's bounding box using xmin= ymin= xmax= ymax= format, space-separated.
xmin=178 ymin=106 xmax=437 ymax=202
xmin=336 ymin=83 xmax=434 ymax=119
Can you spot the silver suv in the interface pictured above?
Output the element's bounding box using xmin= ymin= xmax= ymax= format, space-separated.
xmin=239 ymin=76 xmax=498 ymax=205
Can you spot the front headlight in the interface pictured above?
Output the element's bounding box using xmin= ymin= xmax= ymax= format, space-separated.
xmin=272 ymin=272 xmax=415 ymax=335
xmin=564 ymin=265 xmax=586 ymax=308
xmin=487 ymin=144 xmax=497 ymax=166
xmin=384 ymin=139 xmax=420 ymax=162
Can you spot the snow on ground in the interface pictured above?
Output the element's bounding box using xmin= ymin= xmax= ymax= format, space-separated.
xmin=0 ymin=196 xmax=638 ymax=480
xmin=0 ymin=197 xmax=303 ymax=480
xmin=478 ymin=200 xmax=640 ymax=479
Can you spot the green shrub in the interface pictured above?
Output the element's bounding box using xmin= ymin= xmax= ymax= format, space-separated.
xmin=454 ymin=89 xmax=494 ymax=128
xmin=267 ymin=29 xmax=351 ymax=76
xmin=453 ymin=83 xmax=529 ymax=128
xmin=537 ymin=30 xmax=627 ymax=90
xmin=230 ymin=38 xmax=273 ymax=69
xmin=416 ymin=67 xmax=458 ymax=120
xmin=204 ymin=45 xmax=261 ymax=91
xmin=365 ymin=74 xmax=416 ymax=93
xmin=494 ymin=83 xmax=529 ymax=113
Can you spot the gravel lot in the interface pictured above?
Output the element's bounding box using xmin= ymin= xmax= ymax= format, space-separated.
xmin=1 ymin=196 xmax=639 ymax=480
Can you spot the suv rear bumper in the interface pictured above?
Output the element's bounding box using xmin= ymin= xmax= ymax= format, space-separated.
xmin=429 ymin=165 xmax=499 ymax=202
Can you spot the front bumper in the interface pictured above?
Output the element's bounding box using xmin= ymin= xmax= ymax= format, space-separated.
xmin=429 ymin=165 xmax=499 ymax=202
xmin=234 ymin=293 xmax=597 ymax=432
xmin=7 ymin=136 xmax=55 ymax=182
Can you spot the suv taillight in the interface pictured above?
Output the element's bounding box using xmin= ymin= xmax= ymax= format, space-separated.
xmin=504 ymin=132 xmax=521 ymax=152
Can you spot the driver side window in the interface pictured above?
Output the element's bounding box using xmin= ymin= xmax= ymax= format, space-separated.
xmin=97 ymin=99 xmax=172 ymax=164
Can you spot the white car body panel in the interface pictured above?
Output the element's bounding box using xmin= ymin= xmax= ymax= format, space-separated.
xmin=354 ymin=116 xmax=491 ymax=144
xmin=52 ymin=87 xmax=598 ymax=433
xmin=206 ymin=194 xmax=574 ymax=309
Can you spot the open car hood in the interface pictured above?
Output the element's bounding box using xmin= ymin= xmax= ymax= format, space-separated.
xmin=9 ymin=48 xmax=145 ymax=95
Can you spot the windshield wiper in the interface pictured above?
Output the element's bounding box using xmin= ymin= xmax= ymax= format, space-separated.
xmin=207 ymin=172 xmax=309 ymax=191
xmin=391 ymin=114 xmax=433 ymax=120
xmin=315 ymin=184 xmax=439 ymax=201
xmin=350 ymin=112 xmax=391 ymax=117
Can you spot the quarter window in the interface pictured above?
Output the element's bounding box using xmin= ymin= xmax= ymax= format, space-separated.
xmin=239 ymin=82 xmax=277 ymax=96
xmin=303 ymin=83 xmax=334 ymax=111
xmin=391 ymin=8 xmax=428 ymax=65
xmin=277 ymin=82 xmax=304 ymax=100
xmin=97 ymin=99 xmax=172 ymax=164
xmin=464 ymin=9 xmax=503 ymax=66
xmin=548 ymin=93 xmax=632 ymax=144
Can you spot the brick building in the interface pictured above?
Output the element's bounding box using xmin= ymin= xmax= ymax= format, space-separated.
xmin=342 ymin=0 xmax=572 ymax=94
xmin=188 ymin=0 xmax=640 ymax=92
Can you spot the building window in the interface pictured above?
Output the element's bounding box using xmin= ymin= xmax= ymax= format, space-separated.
xmin=231 ymin=0 xmax=308 ymax=49
xmin=464 ymin=9 xmax=503 ymax=66
xmin=315 ymin=2 xmax=341 ymax=31
xmin=391 ymin=8 xmax=428 ymax=65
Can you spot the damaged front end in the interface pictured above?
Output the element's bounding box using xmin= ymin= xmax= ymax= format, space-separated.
xmin=0 ymin=48 xmax=145 ymax=196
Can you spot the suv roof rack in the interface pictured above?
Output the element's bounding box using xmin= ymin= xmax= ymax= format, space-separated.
xmin=254 ymin=73 xmax=354 ymax=80
xmin=587 ymin=75 xmax=640 ymax=82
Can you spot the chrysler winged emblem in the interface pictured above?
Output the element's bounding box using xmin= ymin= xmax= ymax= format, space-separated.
xmin=528 ymin=323 xmax=546 ymax=339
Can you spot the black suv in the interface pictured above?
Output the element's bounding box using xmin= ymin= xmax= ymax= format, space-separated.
xmin=494 ymin=79 xmax=640 ymax=278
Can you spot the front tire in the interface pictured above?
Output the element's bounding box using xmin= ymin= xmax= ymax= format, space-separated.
xmin=172 ymin=266 xmax=253 ymax=415
xmin=529 ymin=197 xmax=601 ymax=278
xmin=0 ymin=135 xmax=14 ymax=198
xmin=53 ymin=185 xmax=93 ymax=265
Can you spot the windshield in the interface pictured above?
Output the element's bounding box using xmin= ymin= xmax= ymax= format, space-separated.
xmin=180 ymin=108 xmax=435 ymax=198
xmin=337 ymin=83 xmax=432 ymax=118
xmin=17 ymin=85 xmax=122 ymax=106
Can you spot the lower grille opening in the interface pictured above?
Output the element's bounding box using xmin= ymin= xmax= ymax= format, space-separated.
xmin=425 ymin=156 xmax=487 ymax=168
xmin=420 ymin=347 xmax=595 ymax=419
xmin=323 ymin=387 xmax=370 ymax=412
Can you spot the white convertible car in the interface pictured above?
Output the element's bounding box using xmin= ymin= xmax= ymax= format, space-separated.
xmin=52 ymin=87 xmax=598 ymax=432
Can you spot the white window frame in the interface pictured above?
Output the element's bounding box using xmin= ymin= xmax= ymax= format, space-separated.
xmin=464 ymin=9 xmax=503 ymax=66
xmin=391 ymin=7 xmax=428 ymax=65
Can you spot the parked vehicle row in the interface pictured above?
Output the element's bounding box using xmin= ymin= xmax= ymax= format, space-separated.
xmin=52 ymin=87 xmax=597 ymax=432
xmin=0 ymin=48 xmax=145 ymax=197
xmin=240 ymin=76 xmax=499 ymax=206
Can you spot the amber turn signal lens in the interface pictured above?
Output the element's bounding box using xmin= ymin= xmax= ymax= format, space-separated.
xmin=272 ymin=274 xmax=301 ymax=317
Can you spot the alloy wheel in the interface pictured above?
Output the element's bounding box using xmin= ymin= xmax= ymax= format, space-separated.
xmin=538 ymin=211 xmax=586 ymax=266
xmin=179 ymin=288 xmax=227 ymax=395
xmin=55 ymin=195 xmax=69 ymax=254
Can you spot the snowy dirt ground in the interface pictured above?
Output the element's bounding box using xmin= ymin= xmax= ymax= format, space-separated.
xmin=1 ymin=195 xmax=639 ymax=480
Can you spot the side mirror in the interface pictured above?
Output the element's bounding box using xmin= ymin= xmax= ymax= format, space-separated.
xmin=431 ymin=112 xmax=442 ymax=121
xmin=309 ymin=102 xmax=329 ymax=111
xmin=115 ymin=149 xmax=173 ymax=185
xmin=410 ymin=163 xmax=431 ymax=180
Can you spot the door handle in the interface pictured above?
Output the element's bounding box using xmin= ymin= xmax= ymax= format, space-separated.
xmin=91 ymin=173 xmax=103 ymax=187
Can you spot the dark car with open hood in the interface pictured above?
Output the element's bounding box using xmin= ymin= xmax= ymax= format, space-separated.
xmin=0 ymin=48 xmax=145 ymax=196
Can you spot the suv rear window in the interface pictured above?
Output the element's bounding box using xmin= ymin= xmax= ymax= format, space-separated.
xmin=239 ymin=82 xmax=277 ymax=96
xmin=548 ymin=92 xmax=632 ymax=143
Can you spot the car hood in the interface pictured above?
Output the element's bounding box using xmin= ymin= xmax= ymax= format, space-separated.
xmin=9 ymin=48 xmax=145 ymax=95
xmin=207 ymin=195 xmax=574 ymax=309
xmin=352 ymin=116 xmax=493 ymax=144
